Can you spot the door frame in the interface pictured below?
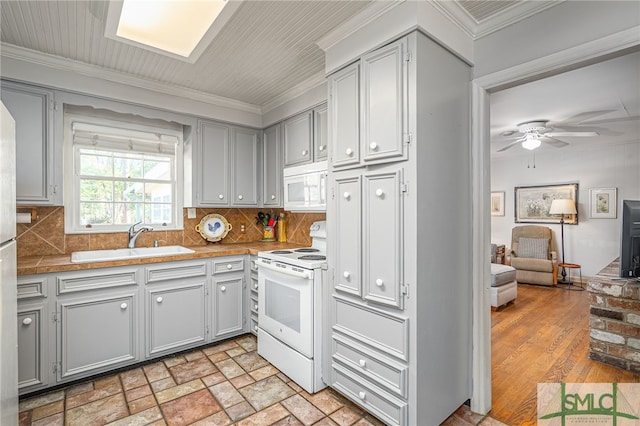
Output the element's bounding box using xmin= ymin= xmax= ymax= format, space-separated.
xmin=470 ymin=27 xmax=640 ymax=414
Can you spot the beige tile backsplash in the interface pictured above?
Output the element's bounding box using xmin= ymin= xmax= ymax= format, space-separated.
xmin=15 ymin=206 xmax=325 ymax=258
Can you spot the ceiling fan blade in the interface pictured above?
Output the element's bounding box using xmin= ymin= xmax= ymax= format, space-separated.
xmin=546 ymin=131 xmax=599 ymax=137
xmin=542 ymin=136 xmax=569 ymax=148
xmin=496 ymin=138 xmax=525 ymax=152
xmin=552 ymin=110 xmax=617 ymax=125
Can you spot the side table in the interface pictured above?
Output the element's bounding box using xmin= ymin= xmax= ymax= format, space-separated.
xmin=558 ymin=263 xmax=584 ymax=291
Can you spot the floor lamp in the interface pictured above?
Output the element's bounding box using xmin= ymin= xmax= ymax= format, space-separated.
xmin=549 ymin=199 xmax=577 ymax=284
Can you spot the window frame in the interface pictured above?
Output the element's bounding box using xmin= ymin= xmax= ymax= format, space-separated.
xmin=64 ymin=111 xmax=184 ymax=234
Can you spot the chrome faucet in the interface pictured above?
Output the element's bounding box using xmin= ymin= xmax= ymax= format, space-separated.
xmin=128 ymin=221 xmax=153 ymax=249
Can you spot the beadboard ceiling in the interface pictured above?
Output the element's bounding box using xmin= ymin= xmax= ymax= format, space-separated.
xmin=0 ymin=0 xmax=558 ymax=112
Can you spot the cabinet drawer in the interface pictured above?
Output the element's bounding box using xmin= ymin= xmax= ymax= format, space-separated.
xmin=17 ymin=277 xmax=47 ymax=299
xmin=333 ymin=296 xmax=408 ymax=361
xmin=333 ymin=333 xmax=407 ymax=398
xmin=250 ymin=277 xmax=259 ymax=293
xmin=250 ymin=315 xmax=259 ymax=335
xmin=250 ymin=257 xmax=259 ymax=272
xmin=212 ymin=257 xmax=245 ymax=274
xmin=332 ymin=363 xmax=407 ymax=426
xmin=57 ymin=269 xmax=138 ymax=294
xmin=250 ymin=295 xmax=258 ymax=315
xmin=145 ymin=262 xmax=207 ymax=283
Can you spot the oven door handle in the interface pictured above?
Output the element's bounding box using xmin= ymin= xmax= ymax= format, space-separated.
xmin=258 ymin=260 xmax=313 ymax=279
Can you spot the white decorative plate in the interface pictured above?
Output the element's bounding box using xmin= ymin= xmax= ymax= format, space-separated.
xmin=195 ymin=214 xmax=232 ymax=242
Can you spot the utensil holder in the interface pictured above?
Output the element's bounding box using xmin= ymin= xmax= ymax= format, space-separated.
xmin=263 ymin=225 xmax=276 ymax=241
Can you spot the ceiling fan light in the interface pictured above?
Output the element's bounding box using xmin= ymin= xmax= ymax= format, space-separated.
xmin=521 ymin=135 xmax=542 ymax=150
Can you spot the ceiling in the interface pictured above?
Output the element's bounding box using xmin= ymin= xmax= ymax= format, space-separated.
xmin=0 ymin=0 xmax=560 ymax=112
xmin=490 ymin=51 xmax=640 ymax=157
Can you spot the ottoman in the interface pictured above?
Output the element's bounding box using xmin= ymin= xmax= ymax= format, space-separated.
xmin=491 ymin=263 xmax=517 ymax=309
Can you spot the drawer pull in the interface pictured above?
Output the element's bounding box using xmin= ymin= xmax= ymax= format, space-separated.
xmin=343 ymin=192 xmax=350 ymax=200
xmin=254 ymin=325 xmax=258 ymax=331
xmin=220 ymin=286 xmax=227 ymax=292
xmin=346 ymin=148 xmax=353 ymax=156
xmin=319 ymin=145 xmax=326 ymax=152
xmin=369 ymin=142 xmax=378 ymax=151
xmin=302 ymin=149 xmax=308 ymax=156
xmin=358 ymin=391 xmax=366 ymax=400
xmin=156 ymin=296 xmax=163 ymax=303
xmin=254 ymin=304 xmax=258 ymax=310
xmin=238 ymin=194 xmax=244 ymax=200
xmin=343 ymin=271 xmax=350 ymax=278
xmin=22 ymin=317 xmax=32 ymax=326
xmin=359 ymin=359 xmax=366 ymax=368
xmin=254 ymin=282 xmax=258 ymax=289
xmin=120 ymin=302 xmax=128 ymax=310
xmin=218 ymin=194 xmax=224 ymax=199
xmin=375 ymin=188 xmax=384 ymax=197
xmin=375 ymin=278 xmax=383 ymax=287
xmin=227 ymin=264 xmax=233 ymax=269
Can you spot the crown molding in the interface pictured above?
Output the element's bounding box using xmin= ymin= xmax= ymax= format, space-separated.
xmin=432 ymin=0 xmax=565 ymax=40
xmin=315 ymin=0 xmax=406 ymax=52
xmin=260 ymin=71 xmax=327 ymax=115
xmin=0 ymin=43 xmax=262 ymax=115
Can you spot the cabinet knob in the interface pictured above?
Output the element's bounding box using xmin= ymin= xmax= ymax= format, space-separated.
xmin=343 ymin=271 xmax=350 ymax=278
xmin=238 ymin=194 xmax=243 ymax=200
xmin=375 ymin=278 xmax=384 ymax=287
xmin=343 ymin=192 xmax=350 ymax=200
xmin=345 ymin=148 xmax=353 ymax=156
xmin=227 ymin=264 xmax=233 ymax=269
xmin=254 ymin=283 xmax=258 ymax=289
xmin=220 ymin=286 xmax=227 ymax=292
xmin=156 ymin=296 xmax=163 ymax=303
xmin=218 ymin=194 xmax=224 ymax=199
xmin=302 ymin=149 xmax=308 ymax=156
xmin=375 ymin=188 xmax=384 ymax=197
xmin=271 ymin=194 xmax=276 ymax=200
xmin=120 ymin=302 xmax=128 ymax=310
xmin=358 ymin=391 xmax=366 ymax=400
xmin=369 ymin=142 xmax=378 ymax=151
xmin=22 ymin=317 xmax=32 ymax=326
xmin=254 ymin=304 xmax=258 ymax=310
xmin=359 ymin=359 xmax=366 ymax=368
xmin=319 ymin=145 xmax=325 ymax=152
xmin=254 ymin=325 xmax=259 ymax=331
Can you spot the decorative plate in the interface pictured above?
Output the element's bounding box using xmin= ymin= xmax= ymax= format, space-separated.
xmin=195 ymin=214 xmax=232 ymax=242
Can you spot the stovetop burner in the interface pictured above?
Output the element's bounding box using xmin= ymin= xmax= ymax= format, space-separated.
xmin=298 ymin=255 xmax=326 ymax=261
xmin=270 ymin=250 xmax=294 ymax=254
xmin=295 ymin=248 xmax=320 ymax=253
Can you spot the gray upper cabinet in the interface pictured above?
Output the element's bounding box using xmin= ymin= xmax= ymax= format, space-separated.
xmin=329 ymin=63 xmax=360 ymax=168
xmin=262 ymin=124 xmax=282 ymax=207
xmin=283 ymin=110 xmax=313 ymax=166
xmin=1 ymin=81 xmax=56 ymax=204
xmin=231 ymin=127 xmax=260 ymax=206
xmin=314 ymin=104 xmax=328 ymax=161
xmin=198 ymin=120 xmax=229 ymax=205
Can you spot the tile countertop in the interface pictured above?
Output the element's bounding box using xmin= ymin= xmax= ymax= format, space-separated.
xmin=17 ymin=242 xmax=304 ymax=275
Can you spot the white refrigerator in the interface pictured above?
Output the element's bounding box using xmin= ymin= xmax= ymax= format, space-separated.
xmin=0 ymin=101 xmax=18 ymax=425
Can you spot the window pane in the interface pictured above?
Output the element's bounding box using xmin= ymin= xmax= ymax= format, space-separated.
xmin=80 ymin=152 xmax=113 ymax=177
xmin=80 ymin=179 xmax=113 ymax=201
xmin=145 ymin=183 xmax=172 ymax=202
xmin=144 ymin=159 xmax=171 ymax=180
xmin=114 ymin=181 xmax=145 ymax=202
xmin=80 ymin=202 xmax=113 ymax=225
xmin=114 ymin=157 xmax=144 ymax=179
xmin=145 ymin=204 xmax=172 ymax=224
xmin=113 ymin=203 xmax=143 ymax=224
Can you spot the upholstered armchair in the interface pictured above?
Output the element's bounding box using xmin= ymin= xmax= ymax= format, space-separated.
xmin=510 ymin=225 xmax=558 ymax=286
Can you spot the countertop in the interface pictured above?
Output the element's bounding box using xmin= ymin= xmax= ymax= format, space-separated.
xmin=17 ymin=242 xmax=304 ymax=275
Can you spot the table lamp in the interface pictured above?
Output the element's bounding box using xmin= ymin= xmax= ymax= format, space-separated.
xmin=549 ymin=199 xmax=577 ymax=283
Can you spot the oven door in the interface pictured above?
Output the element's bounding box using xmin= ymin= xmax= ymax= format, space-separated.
xmin=258 ymin=259 xmax=314 ymax=358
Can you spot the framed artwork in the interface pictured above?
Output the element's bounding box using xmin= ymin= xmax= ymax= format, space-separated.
xmin=589 ymin=188 xmax=617 ymax=219
xmin=514 ymin=183 xmax=578 ymax=224
xmin=491 ymin=191 xmax=505 ymax=216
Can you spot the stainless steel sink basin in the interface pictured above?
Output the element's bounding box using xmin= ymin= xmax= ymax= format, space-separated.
xmin=71 ymin=245 xmax=196 ymax=263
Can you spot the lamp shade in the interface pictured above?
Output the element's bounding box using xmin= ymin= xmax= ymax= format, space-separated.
xmin=549 ymin=199 xmax=577 ymax=215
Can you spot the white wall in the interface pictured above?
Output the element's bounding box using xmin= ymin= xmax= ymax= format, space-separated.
xmin=491 ymin=140 xmax=640 ymax=277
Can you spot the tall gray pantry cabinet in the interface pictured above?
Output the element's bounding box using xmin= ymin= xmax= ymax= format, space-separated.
xmin=326 ymin=31 xmax=472 ymax=426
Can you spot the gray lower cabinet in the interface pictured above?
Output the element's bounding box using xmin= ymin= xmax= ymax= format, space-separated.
xmin=212 ymin=273 xmax=245 ymax=338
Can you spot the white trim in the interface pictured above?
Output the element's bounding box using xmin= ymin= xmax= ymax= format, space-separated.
xmin=470 ymin=26 xmax=640 ymax=415
xmin=0 ymin=43 xmax=261 ymax=115
xmin=260 ymin=71 xmax=327 ymax=115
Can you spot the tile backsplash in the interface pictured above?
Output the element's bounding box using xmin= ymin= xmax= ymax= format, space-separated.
xmin=15 ymin=206 xmax=325 ymax=258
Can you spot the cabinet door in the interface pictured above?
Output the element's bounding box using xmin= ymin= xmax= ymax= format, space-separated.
xmin=146 ymin=281 xmax=207 ymax=357
xmin=212 ymin=274 xmax=244 ymax=338
xmin=283 ymin=110 xmax=313 ymax=167
xmin=362 ymin=39 xmax=407 ymax=163
xmin=329 ymin=63 xmax=360 ymax=168
xmin=363 ymin=169 xmax=404 ymax=309
xmin=262 ymin=124 xmax=282 ymax=206
xmin=0 ymin=82 xmax=54 ymax=204
xmin=17 ymin=302 xmax=48 ymax=392
xmin=231 ymin=127 xmax=259 ymax=206
xmin=314 ymin=104 xmax=328 ymax=161
xmin=58 ymin=292 xmax=138 ymax=381
xmin=199 ymin=121 xmax=229 ymax=205
xmin=334 ymin=173 xmax=362 ymax=297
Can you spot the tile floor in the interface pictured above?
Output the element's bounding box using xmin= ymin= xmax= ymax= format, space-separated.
xmin=18 ymin=334 xmax=502 ymax=426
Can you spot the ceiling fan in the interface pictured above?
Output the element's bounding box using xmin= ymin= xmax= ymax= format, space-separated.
xmin=497 ymin=120 xmax=599 ymax=152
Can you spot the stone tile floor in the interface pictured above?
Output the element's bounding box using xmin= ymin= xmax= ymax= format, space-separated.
xmin=18 ymin=334 xmax=503 ymax=426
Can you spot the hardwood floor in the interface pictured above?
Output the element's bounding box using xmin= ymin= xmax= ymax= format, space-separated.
xmin=490 ymin=283 xmax=640 ymax=425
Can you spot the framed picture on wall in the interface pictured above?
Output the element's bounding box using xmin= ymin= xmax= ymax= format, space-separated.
xmin=589 ymin=188 xmax=617 ymax=219
xmin=491 ymin=191 xmax=505 ymax=216
xmin=514 ymin=183 xmax=578 ymax=224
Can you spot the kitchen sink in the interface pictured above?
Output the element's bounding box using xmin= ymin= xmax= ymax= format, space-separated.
xmin=70 ymin=245 xmax=196 ymax=263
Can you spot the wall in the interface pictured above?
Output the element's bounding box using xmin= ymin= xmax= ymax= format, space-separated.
xmin=491 ymin=140 xmax=640 ymax=277
xmin=15 ymin=207 xmax=325 ymax=258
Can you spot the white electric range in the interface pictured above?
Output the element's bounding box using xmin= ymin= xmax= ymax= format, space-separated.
xmin=257 ymin=221 xmax=327 ymax=393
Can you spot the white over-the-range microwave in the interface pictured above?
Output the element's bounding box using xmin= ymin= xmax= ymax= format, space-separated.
xmin=283 ymin=160 xmax=327 ymax=212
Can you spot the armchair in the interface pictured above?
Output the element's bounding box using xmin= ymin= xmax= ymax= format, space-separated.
xmin=510 ymin=225 xmax=558 ymax=286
